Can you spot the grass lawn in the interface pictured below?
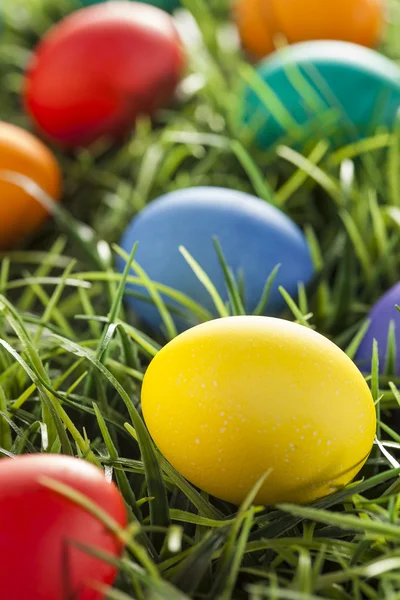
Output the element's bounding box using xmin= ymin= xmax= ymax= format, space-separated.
xmin=2 ymin=0 xmax=400 ymax=598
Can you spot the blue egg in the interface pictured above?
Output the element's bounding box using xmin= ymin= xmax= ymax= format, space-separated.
xmin=241 ymin=40 xmax=400 ymax=149
xmin=355 ymin=282 xmax=400 ymax=375
xmin=117 ymin=187 xmax=314 ymax=332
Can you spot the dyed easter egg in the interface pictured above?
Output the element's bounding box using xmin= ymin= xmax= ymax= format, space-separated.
xmin=0 ymin=454 xmax=127 ymax=600
xmin=142 ymin=316 xmax=376 ymax=505
xmin=235 ymin=0 xmax=384 ymax=60
xmin=234 ymin=0 xmax=276 ymax=59
xmin=117 ymin=187 xmax=314 ymax=332
xmin=241 ymin=40 xmax=400 ymax=149
xmin=355 ymin=282 xmax=400 ymax=374
xmin=0 ymin=122 xmax=61 ymax=249
xmin=80 ymin=0 xmax=180 ymax=12
xmin=24 ymin=2 xmax=185 ymax=148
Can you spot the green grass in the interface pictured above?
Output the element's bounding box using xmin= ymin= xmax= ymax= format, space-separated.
xmin=3 ymin=0 xmax=400 ymax=598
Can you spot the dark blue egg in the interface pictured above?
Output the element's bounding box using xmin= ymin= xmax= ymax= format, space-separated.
xmin=117 ymin=187 xmax=314 ymax=332
xmin=241 ymin=40 xmax=400 ymax=149
xmin=355 ymin=282 xmax=400 ymax=375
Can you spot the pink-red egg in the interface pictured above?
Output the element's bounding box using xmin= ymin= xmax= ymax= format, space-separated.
xmin=24 ymin=1 xmax=185 ymax=148
xmin=0 ymin=454 xmax=127 ymax=600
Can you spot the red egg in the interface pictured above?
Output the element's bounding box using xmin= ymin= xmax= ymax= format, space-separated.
xmin=24 ymin=1 xmax=185 ymax=148
xmin=0 ymin=454 xmax=127 ymax=600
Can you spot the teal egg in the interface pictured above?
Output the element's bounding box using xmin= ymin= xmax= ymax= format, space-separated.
xmin=79 ymin=0 xmax=180 ymax=12
xmin=241 ymin=40 xmax=400 ymax=149
xmin=137 ymin=0 xmax=180 ymax=10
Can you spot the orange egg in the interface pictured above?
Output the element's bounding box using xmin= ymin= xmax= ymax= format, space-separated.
xmin=234 ymin=0 xmax=276 ymax=59
xmin=234 ymin=0 xmax=385 ymax=60
xmin=0 ymin=122 xmax=61 ymax=249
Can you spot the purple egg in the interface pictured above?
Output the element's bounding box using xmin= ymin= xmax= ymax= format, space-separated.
xmin=355 ymin=282 xmax=400 ymax=374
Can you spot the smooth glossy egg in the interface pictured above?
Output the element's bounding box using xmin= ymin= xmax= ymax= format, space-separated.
xmin=234 ymin=0 xmax=384 ymax=60
xmin=355 ymin=282 xmax=400 ymax=374
xmin=0 ymin=121 xmax=61 ymax=249
xmin=142 ymin=316 xmax=376 ymax=505
xmin=117 ymin=187 xmax=314 ymax=332
xmin=0 ymin=454 xmax=127 ymax=600
xmin=24 ymin=2 xmax=185 ymax=148
xmin=234 ymin=0 xmax=276 ymax=59
xmin=79 ymin=0 xmax=180 ymax=13
xmin=241 ymin=40 xmax=400 ymax=149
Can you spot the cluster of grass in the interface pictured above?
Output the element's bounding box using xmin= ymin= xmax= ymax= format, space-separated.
xmin=3 ymin=0 xmax=400 ymax=598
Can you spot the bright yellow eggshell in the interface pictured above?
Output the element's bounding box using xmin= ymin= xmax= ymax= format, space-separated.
xmin=142 ymin=316 xmax=376 ymax=505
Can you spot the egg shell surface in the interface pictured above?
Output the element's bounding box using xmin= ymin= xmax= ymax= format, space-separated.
xmin=241 ymin=40 xmax=400 ymax=149
xmin=142 ymin=316 xmax=376 ymax=505
xmin=235 ymin=0 xmax=384 ymax=60
xmin=80 ymin=0 xmax=180 ymax=12
xmin=355 ymin=282 xmax=400 ymax=375
xmin=24 ymin=1 xmax=185 ymax=148
xmin=0 ymin=121 xmax=61 ymax=249
xmin=234 ymin=0 xmax=276 ymax=59
xmin=117 ymin=186 xmax=314 ymax=332
xmin=0 ymin=454 xmax=127 ymax=600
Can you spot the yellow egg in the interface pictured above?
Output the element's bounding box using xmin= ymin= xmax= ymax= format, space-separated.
xmin=142 ymin=316 xmax=376 ymax=505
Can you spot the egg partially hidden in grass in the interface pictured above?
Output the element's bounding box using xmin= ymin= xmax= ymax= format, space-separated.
xmin=234 ymin=0 xmax=385 ymax=61
xmin=355 ymin=282 xmax=400 ymax=375
xmin=0 ymin=122 xmax=61 ymax=250
xmin=241 ymin=40 xmax=400 ymax=149
xmin=117 ymin=186 xmax=314 ymax=333
xmin=24 ymin=2 xmax=185 ymax=148
xmin=142 ymin=316 xmax=376 ymax=505
xmin=0 ymin=454 xmax=127 ymax=600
